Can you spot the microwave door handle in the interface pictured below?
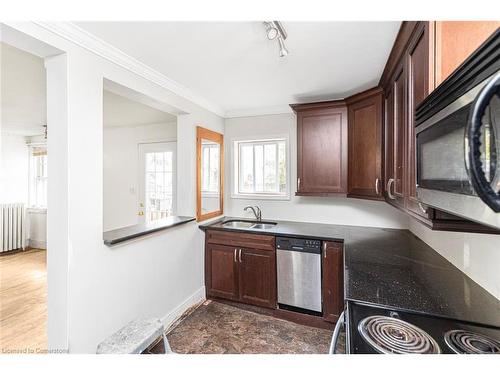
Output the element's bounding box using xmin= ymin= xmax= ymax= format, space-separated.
xmin=466 ymin=72 xmax=500 ymax=212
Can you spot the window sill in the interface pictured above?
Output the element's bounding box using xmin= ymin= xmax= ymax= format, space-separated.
xmin=103 ymin=216 xmax=196 ymax=246
xmin=231 ymin=193 xmax=290 ymax=201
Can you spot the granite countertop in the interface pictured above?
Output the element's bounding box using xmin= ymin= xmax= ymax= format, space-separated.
xmin=104 ymin=216 xmax=195 ymax=246
xmin=200 ymin=216 xmax=500 ymax=328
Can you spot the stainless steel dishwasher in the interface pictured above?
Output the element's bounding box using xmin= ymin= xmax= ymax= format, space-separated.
xmin=276 ymin=237 xmax=322 ymax=314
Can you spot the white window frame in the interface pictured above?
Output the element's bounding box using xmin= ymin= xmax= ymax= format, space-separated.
xmin=28 ymin=144 xmax=48 ymax=210
xmin=231 ymin=135 xmax=290 ymax=200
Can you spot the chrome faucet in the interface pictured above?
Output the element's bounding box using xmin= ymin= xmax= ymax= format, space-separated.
xmin=244 ymin=206 xmax=262 ymax=221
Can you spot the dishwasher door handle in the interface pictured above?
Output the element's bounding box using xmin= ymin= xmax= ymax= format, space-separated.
xmin=329 ymin=311 xmax=345 ymax=354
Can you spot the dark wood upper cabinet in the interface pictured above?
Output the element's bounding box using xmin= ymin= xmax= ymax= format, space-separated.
xmin=383 ymin=62 xmax=406 ymax=209
xmin=380 ymin=21 xmax=500 ymax=234
xmin=239 ymin=248 xmax=276 ymax=309
xmin=346 ymin=88 xmax=383 ymax=200
xmin=322 ymin=241 xmax=344 ymax=323
xmin=434 ymin=21 xmax=500 ymax=87
xmin=291 ymin=101 xmax=348 ymax=196
xmin=392 ymin=63 xmax=407 ymax=209
xmin=406 ymin=22 xmax=434 ymax=220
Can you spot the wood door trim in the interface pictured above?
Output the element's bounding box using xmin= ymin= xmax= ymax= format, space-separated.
xmin=196 ymin=126 xmax=224 ymax=222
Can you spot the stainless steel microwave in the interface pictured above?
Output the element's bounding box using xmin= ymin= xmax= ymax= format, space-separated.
xmin=415 ymin=30 xmax=500 ymax=229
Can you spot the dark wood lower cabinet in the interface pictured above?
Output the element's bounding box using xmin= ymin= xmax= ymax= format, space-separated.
xmin=206 ymin=231 xmax=345 ymax=323
xmin=206 ymin=244 xmax=239 ymax=301
xmin=205 ymin=231 xmax=277 ymax=309
xmin=322 ymin=241 xmax=344 ymax=323
xmin=239 ymin=248 xmax=276 ymax=308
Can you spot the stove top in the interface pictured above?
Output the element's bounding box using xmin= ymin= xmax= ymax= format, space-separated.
xmin=444 ymin=330 xmax=500 ymax=354
xmin=358 ymin=315 xmax=441 ymax=354
xmin=348 ymin=302 xmax=500 ymax=354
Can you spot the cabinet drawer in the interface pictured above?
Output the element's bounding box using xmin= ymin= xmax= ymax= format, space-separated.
xmin=206 ymin=230 xmax=275 ymax=251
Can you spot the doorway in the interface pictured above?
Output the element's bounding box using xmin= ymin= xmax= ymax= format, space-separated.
xmin=138 ymin=142 xmax=177 ymax=224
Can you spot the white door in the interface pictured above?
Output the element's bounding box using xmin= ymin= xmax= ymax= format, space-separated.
xmin=138 ymin=142 xmax=176 ymax=224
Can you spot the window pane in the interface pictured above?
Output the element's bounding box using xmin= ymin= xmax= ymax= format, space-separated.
xmin=255 ymin=145 xmax=264 ymax=192
xmin=165 ymin=151 xmax=173 ymax=172
xmin=202 ymin=147 xmax=210 ymax=191
xmin=236 ymin=139 xmax=287 ymax=196
xmin=154 ymin=152 xmax=164 ymax=170
xmin=145 ymin=152 xmax=174 ymax=223
xmin=209 ymin=146 xmax=219 ymax=192
xmin=240 ymin=144 xmax=254 ymax=193
xmin=264 ymin=143 xmax=277 ymax=192
xmin=146 ymin=153 xmax=155 ymax=172
xmin=278 ymin=141 xmax=286 ymax=193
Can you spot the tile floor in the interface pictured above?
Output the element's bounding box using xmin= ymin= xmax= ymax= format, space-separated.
xmin=167 ymin=300 xmax=343 ymax=354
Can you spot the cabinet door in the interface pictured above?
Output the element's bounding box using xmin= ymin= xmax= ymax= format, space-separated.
xmin=206 ymin=244 xmax=239 ymax=301
xmin=384 ymin=87 xmax=395 ymax=201
xmin=435 ymin=21 xmax=500 ymax=87
xmin=406 ymin=23 xmax=434 ymax=219
xmin=322 ymin=241 xmax=344 ymax=323
xmin=392 ymin=64 xmax=407 ymax=208
xmin=348 ymin=90 xmax=383 ymax=200
xmin=238 ymin=248 xmax=277 ymax=308
xmin=297 ymin=106 xmax=348 ymax=194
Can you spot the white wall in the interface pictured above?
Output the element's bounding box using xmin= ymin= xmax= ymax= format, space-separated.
xmin=0 ymin=42 xmax=46 ymax=135
xmin=27 ymin=209 xmax=47 ymax=249
xmin=224 ymin=113 xmax=408 ymax=228
xmin=0 ymin=132 xmax=29 ymax=204
xmin=103 ymin=122 xmax=177 ymax=231
xmin=409 ymin=218 xmax=500 ymax=300
xmin=4 ymin=22 xmax=225 ymax=353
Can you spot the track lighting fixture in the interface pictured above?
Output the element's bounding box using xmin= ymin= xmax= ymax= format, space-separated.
xmin=263 ymin=21 xmax=289 ymax=57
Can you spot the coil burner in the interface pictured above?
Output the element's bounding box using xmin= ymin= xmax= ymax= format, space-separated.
xmin=444 ymin=330 xmax=500 ymax=354
xmin=358 ymin=315 xmax=441 ymax=354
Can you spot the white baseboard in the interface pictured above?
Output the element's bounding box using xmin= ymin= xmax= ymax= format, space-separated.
xmin=29 ymin=239 xmax=47 ymax=249
xmin=161 ymin=286 xmax=206 ymax=330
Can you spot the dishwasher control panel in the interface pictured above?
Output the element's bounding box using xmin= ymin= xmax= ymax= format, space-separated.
xmin=276 ymin=237 xmax=321 ymax=253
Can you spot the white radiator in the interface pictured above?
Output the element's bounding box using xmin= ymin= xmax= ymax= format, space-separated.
xmin=0 ymin=203 xmax=26 ymax=252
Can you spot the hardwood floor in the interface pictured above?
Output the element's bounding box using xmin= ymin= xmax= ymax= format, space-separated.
xmin=0 ymin=249 xmax=47 ymax=354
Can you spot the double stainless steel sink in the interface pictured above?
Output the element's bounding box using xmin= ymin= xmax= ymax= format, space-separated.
xmin=221 ymin=219 xmax=277 ymax=230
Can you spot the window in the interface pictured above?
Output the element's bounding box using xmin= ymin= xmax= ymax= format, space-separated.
xmin=138 ymin=142 xmax=176 ymax=224
xmin=29 ymin=146 xmax=47 ymax=208
xmin=234 ymin=138 xmax=288 ymax=197
xmin=201 ymin=141 xmax=220 ymax=193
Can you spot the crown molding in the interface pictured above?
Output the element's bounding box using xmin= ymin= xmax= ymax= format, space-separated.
xmin=224 ymin=104 xmax=293 ymax=119
xmin=33 ymin=22 xmax=226 ymax=118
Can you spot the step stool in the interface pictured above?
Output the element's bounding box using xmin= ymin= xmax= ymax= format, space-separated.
xmin=96 ymin=318 xmax=172 ymax=354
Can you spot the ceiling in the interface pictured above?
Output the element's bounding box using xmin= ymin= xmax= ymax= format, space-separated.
xmin=103 ymin=90 xmax=176 ymax=127
xmin=76 ymin=21 xmax=401 ymax=117
xmin=1 ymin=42 xmax=47 ymax=136
xmin=0 ymin=42 xmax=175 ymax=135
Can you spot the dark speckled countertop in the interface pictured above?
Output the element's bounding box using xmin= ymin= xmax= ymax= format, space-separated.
xmin=200 ymin=217 xmax=500 ymax=328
